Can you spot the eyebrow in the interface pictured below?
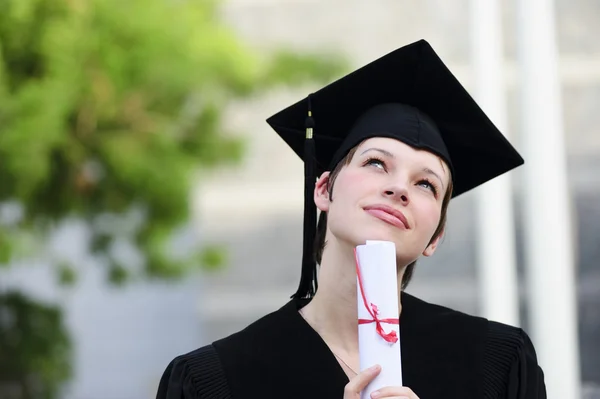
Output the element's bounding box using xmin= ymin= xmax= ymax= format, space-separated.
xmin=360 ymin=148 xmax=395 ymax=158
xmin=422 ymin=167 xmax=445 ymax=190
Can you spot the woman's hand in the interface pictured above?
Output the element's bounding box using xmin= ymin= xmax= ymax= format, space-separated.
xmin=369 ymin=386 xmax=419 ymax=399
xmin=343 ymin=365 xmax=420 ymax=399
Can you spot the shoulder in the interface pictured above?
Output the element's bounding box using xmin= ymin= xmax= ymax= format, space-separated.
xmin=487 ymin=320 xmax=535 ymax=359
xmin=155 ymin=301 xmax=295 ymax=399
xmin=211 ymin=300 xmax=296 ymax=358
xmin=401 ymin=291 xmax=488 ymax=333
xmin=402 ymin=293 xmax=546 ymax=397
xmin=405 ymin=293 xmax=540 ymax=365
xmin=402 ymin=292 xmax=534 ymax=349
xmin=156 ymin=344 xmax=231 ymax=399
xmin=485 ymin=322 xmax=546 ymax=398
xmin=484 ymin=321 xmax=531 ymax=391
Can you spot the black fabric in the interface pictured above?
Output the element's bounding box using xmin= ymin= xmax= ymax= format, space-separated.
xmin=332 ymin=103 xmax=453 ymax=177
xmin=157 ymin=345 xmax=232 ymax=399
xmin=484 ymin=321 xmax=546 ymax=398
xmin=266 ymin=39 xmax=524 ymax=199
xmin=296 ymin=123 xmax=318 ymax=299
xmin=212 ymin=298 xmax=348 ymax=398
xmin=156 ymin=292 xmax=546 ymax=399
xmin=399 ymin=293 xmax=486 ymax=398
xmin=506 ymin=328 xmax=547 ymax=399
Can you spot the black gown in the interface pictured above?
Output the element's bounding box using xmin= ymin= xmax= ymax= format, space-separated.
xmin=157 ymin=292 xmax=546 ymax=398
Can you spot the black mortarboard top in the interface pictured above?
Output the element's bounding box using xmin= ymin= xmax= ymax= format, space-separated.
xmin=266 ymin=39 xmax=524 ymax=300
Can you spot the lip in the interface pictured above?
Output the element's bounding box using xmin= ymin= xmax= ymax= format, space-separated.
xmin=363 ymin=204 xmax=410 ymax=229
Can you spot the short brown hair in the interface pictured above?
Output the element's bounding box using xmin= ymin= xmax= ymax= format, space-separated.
xmin=314 ymin=144 xmax=454 ymax=290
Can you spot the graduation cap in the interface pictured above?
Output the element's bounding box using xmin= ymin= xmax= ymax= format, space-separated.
xmin=266 ymin=39 xmax=523 ymax=300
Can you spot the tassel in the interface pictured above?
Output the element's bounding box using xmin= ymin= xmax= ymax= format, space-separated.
xmin=292 ymin=95 xmax=318 ymax=299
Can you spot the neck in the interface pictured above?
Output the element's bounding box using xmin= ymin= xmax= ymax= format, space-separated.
xmin=300 ymin=238 xmax=406 ymax=357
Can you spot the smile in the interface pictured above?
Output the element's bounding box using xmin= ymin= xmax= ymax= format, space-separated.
xmin=363 ymin=205 xmax=410 ymax=229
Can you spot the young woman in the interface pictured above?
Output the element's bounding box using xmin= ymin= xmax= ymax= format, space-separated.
xmin=156 ymin=40 xmax=546 ymax=399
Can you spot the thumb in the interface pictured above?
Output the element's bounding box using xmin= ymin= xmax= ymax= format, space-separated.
xmin=344 ymin=365 xmax=381 ymax=395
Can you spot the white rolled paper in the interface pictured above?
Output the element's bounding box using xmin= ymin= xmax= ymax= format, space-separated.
xmin=356 ymin=240 xmax=402 ymax=399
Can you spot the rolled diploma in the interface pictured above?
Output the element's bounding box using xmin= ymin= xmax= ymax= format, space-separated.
xmin=356 ymin=240 xmax=402 ymax=399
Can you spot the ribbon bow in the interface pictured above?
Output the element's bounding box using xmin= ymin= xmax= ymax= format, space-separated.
xmin=355 ymin=248 xmax=399 ymax=344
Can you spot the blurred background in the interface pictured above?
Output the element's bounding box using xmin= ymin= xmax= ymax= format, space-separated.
xmin=0 ymin=0 xmax=598 ymax=398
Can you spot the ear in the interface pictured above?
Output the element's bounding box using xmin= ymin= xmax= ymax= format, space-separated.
xmin=314 ymin=172 xmax=331 ymax=212
xmin=422 ymin=228 xmax=444 ymax=257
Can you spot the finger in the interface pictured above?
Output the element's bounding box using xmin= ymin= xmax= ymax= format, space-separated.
xmin=344 ymin=364 xmax=381 ymax=394
xmin=371 ymin=386 xmax=419 ymax=399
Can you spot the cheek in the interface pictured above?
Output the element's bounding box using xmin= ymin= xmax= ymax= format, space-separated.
xmin=328 ymin=169 xmax=374 ymax=222
xmin=415 ymin=202 xmax=442 ymax=233
xmin=333 ymin=168 xmax=376 ymax=198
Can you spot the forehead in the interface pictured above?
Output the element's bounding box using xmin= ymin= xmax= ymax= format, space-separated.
xmin=354 ymin=137 xmax=451 ymax=177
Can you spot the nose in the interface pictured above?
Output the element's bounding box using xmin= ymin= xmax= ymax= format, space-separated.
xmin=383 ymin=184 xmax=410 ymax=205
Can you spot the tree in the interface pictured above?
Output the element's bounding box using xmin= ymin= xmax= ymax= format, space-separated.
xmin=0 ymin=0 xmax=345 ymax=397
xmin=0 ymin=291 xmax=71 ymax=399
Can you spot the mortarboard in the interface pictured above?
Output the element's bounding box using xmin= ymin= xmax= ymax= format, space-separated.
xmin=266 ymin=39 xmax=524 ymax=299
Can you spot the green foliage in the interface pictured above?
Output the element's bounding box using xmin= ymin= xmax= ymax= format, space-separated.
xmin=56 ymin=262 xmax=76 ymax=287
xmin=199 ymin=244 xmax=229 ymax=272
xmin=0 ymin=291 xmax=72 ymax=399
xmin=0 ymin=0 xmax=346 ymax=281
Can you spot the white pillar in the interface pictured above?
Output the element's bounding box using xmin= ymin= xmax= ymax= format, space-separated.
xmin=469 ymin=0 xmax=519 ymax=326
xmin=516 ymin=0 xmax=581 ymax=398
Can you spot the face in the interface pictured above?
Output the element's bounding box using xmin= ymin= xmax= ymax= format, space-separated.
xmin=314 ymin=137 xmax=451 ymax=266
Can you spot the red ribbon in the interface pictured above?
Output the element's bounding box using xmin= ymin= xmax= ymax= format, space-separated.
xmin=355 ymin=248 xmax=399 ymax=344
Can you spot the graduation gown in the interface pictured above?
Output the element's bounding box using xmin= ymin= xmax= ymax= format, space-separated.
xmin=157 ymin=292 xmax=546 ymax=399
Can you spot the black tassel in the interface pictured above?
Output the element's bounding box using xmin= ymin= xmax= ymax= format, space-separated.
xmin=292 ymin=96 xmax=318 ymax=299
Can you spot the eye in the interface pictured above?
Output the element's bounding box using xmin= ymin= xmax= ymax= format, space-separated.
xmin=417 ymin=179 xmax=438 ymax=196
xmin=363 ymin=157 xmax=386 ymax=171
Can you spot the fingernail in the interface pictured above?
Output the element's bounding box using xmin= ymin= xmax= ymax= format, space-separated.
xmin=369 ymin=364 xmax=380 ymax=372
xmin=371 ymin=391 xmax=381 ymax=398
